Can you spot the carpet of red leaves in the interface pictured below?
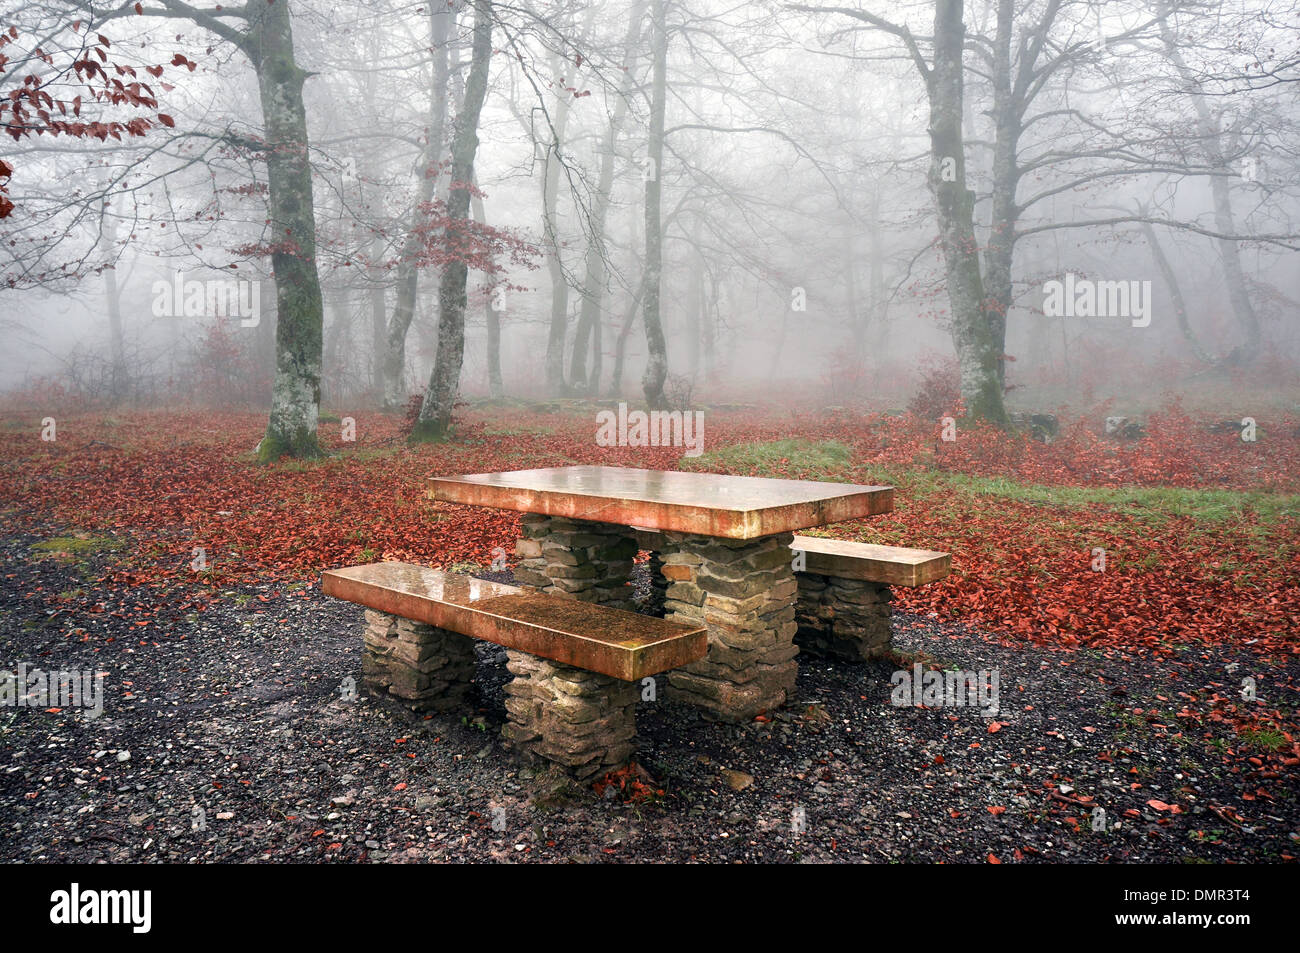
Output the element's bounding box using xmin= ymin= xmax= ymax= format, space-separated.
xmin=1 ymin=404 xmax=1295 ymax=663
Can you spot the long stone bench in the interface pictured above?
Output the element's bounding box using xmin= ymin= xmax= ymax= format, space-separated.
xmin=789 ymin=536 xmax=951 ymax=661
xmin=321 ymin=562 xmax=706 ymax=781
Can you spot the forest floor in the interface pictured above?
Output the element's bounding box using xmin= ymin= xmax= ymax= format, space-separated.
xmin=0 ymin=401 xmax=1296 ymax=863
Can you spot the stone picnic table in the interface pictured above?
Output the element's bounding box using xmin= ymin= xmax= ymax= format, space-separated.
xmin=429 ymin=465 xmax=894 ymax=722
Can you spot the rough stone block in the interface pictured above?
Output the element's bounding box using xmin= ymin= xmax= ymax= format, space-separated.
xmin=359 ymin=610 xmax=477 ymax=712
xmin=501 ymin=649 xmax=639 ymax=781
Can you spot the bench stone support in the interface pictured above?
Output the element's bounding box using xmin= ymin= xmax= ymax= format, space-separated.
xmin=501 ymin=650 xmax=638 ymax=781
xmin=794 ymin=573 xmax=892 ymax=661
xmin=658 ymin=531 xmax=799 ymax=723
xmin=513 ymin=515 xmax=639 ymax=613
xmin=361 ymin=609 xmax=477 ymax=711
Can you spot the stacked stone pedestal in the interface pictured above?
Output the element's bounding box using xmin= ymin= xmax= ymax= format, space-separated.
xmin=513 ymin=515 xmax=639 ymax=613
xmin=361 ymin=609 xmax=478 ymax=710
xmin=794 ymin=574 xmax=892 ymax=661
xmin=501 ymin=650 xmax=638 ymax=781
xmin=658 ymin=531 xmax=799 ymax=723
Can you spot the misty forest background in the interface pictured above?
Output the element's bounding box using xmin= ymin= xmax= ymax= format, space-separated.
xmin=1 ymin=0 xmax=1297 ymax=454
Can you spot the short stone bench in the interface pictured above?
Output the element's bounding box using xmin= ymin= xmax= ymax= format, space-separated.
xmin=789 ymin=537 xmax=951 ymax=661
xmin=321 ymin=562 xmax=706 ymax=781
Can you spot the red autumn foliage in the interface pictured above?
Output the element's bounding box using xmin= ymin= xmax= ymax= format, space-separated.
xmin=404 ymin=165 xmax=541 ymax=279
xmin=906 ymin=356 xmax=961 ymax=420
xmin=0 ymin=17 xmax=178 ymax=218
xmin=0 ymin=402 xmax=1294 ymax=666
xmin=593 ymin=762 xmax=663 ymax=800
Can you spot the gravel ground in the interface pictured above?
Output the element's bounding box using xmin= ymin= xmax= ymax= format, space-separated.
xmin=2 ymin=523 xmax=1296 ymax=863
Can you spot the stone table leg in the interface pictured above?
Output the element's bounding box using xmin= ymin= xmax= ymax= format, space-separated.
xmin=794 ymin=573 xmax=893 ymax=661
xmin=512 ymin=515 xmax=639 ymax=612
xmin=500 ymin=650 xmax=638 ymax=781
xmin=658 ymin=531 xmax=799 ymax=723
xmin=361 ymin=609 xmax=477 ymax=711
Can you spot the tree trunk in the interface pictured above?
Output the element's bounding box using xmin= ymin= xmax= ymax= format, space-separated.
xmin=252 ymin=0 xmax=326 ymax=462
xmin=256 ymin=272 xmax=277 ymax=389
xmin=485 ymin=288 xmax=503 ymax=399
xmin=471 ymin=186 xmax=503 ymax=398
xmin=570 ymin=1 xmax=646 ymax=395
xmin=1141 ymin=218 xmax=1221 ymax=366
xmin=927 ymin=0 xmax=1009 ymax=429
xmin=412 ymin=0 xmax=493 ymax=441
xmin=1158 ymin=12 xmax=1261 ymax=365
xmin=99 ymin=204 xmax=126 ymax=404
xmin=640 ymin=0 xmax=669 ymax=408
xmin=382 ymin=3 xmax=453 ymax=411
xmin=687 ymin=217 xmax=703 ymax=378
xmin=845 ymin=232 xmax=862 ymax=363
xmin=369 ymin=237 xmax=386 ymax=402
xmin=980 ymin=0 xmax=1017 ymax=410
xmin=590 ymin=290 xmax=603 ymax=391
xmin=324 ymin=286 xmax=349 ymax=405
xmin=703 ymin=271 xmax=717 ymax=383
xmin=609 ymin=276 xmax=646 ymax=398
xmin=542 ymin=69 xmax=574 ymax=395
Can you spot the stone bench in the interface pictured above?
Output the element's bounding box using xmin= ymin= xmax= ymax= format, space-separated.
xmin=321 ymin=562 xmax=706 ymax=781
xmin=789 ymin=537 xmax=951 ymax=661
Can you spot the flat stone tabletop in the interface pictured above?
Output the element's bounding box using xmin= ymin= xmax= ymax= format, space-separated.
xmin=428 ymin=465 xmax=893 ymax=539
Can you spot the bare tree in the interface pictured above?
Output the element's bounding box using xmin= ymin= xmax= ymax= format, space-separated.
xmin=381 ymin=2 xmax=455 ymax=411
xmin=641 ymin=0 xmax=670 ymax=408
xmin=412 ymin=0 xmax=493 ymax=440
xmin=792 ymin=1 xmax=1009 ymax=426
xmin=85 ymin=0 xmax=328 ymax=459
xmin=569 ymin=1 xmax=646 ymax=395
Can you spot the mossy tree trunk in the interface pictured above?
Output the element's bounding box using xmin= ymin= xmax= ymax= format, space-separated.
xmin=978 ymin=0 xmax=1018 ymax=427
xmin=927 ymin=0 xmax=1009 ymax=429
xmin=794 ymin=0 xmax=1011 ymax=428
xmin=250 ymin=0 xmax=326 ymax=462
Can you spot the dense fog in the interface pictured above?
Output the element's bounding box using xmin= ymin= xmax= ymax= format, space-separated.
xmin=2 ymin=0 xmax=1296 ymax=425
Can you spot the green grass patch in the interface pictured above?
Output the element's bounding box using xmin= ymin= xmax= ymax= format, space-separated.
xmin=1240 ymin=726 xmax=1288 ymax=752
xmin=30 ymin=534 xmax=121 ymax=568
xmin=871 ymin=470 xmax=1298 ymax=527
xmin=482 ymin=426 xmax=555 ymax=438
xmin=30 ymin=535 xmax=119 ymax=556
xmin=446 ymin=560 xmax=484 ymax=574
xmin=249 ymin=445 xmax=404 ymax=474
xmin=681 ymin=438 xmax=852 ymax=480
